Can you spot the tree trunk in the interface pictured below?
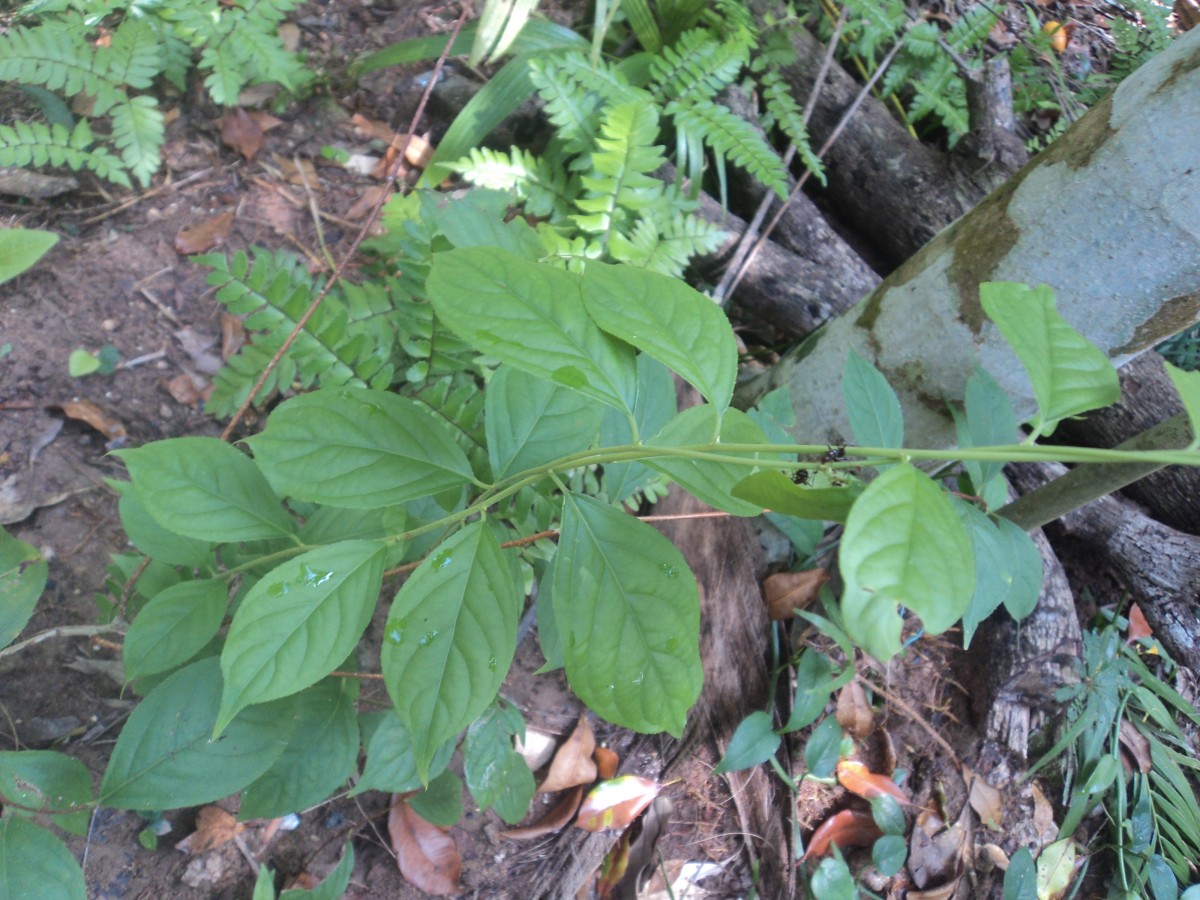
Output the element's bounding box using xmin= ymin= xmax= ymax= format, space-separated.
xmin=744 ymin=26 xmax=1200 ymax=449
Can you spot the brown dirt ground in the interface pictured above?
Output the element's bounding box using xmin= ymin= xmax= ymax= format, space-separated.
xmin=0 ymin=1 xmax=1191 ymax=898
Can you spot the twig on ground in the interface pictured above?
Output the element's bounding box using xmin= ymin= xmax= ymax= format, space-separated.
xmin=80 ymin=167 xmax=216 ymax=226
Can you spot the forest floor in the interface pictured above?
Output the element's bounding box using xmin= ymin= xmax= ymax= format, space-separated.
xmin=0 ymin=0 xmax=1194 ymax=898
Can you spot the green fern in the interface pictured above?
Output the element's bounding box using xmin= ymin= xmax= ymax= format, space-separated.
xmin=609 ymin=201 xmax=725 ymax=277
xmin=759 ymin=69 xmax=824 ymax=186
xmin=647 ymin=27 xmax=749 ymax=103
xmin=443 ymin=147 xmax=573 ymax=220
xmin=666 ymin=98 xmax=787 ymax=198
xmin=0 ymin=118 xmax=131 ymax=186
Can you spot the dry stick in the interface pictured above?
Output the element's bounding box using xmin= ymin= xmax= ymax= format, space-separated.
xmin=80 ymin=166 xmax=215 ymax=226
xmin=713 ymin=5 xmax=847 ymax=305
xmin=219 ymin=7 xmax=471 ymax=441
xmin=0 ymin=624 xmax=123 ymax=662
xmin=719 ymin=32 xmax=907 ymax=305
xmin=871 ymin=678 xmax=961 ymax=765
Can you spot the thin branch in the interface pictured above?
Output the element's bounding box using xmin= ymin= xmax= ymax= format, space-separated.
xmin=0 ymin=623 xmax=123 ymax=662
xmin=220 ymin=6 xmax=471 ymax=440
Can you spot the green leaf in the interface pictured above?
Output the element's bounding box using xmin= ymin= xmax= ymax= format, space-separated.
xmin=117 ymin=488 xmax=213 ymax=567
xmin=552 ymin=492 xmax=701 ymax=736
xmin=253 ymin=862 xmax=276 ymax=900
xmin=534 ymin=565 xmax=564 ymax=672
xmin=957 ymin=365 xmax=1017 ymax=493
xmin=714 ymin=711 xmax=780 ymax=774
xmin=581 ymin=262 xmax=737 ymax=411
xmin=1146 ymin=855 xmax=1178 ymax=900
xmin=811 ymin=855 xmax=856 ymax=900
xmin=297 ymin=505 xmax=408 ymax=566
xmin=956 ymin=501 xmax=1042 ymax=646
xmin=115 ymin=437 xmax=294 ymax=542
xmin=279 ymin=844 xmax=354 ymax=899
xmin=843 ymin=349 xmax=904 ymax=449
xmin=0 ymin=526 xmax=46 ymax=649
xmin=485 ymin=365 xmax=605 ymax=479
xmin=0 ymin=751 xmax=93 ymax=835
xmin=731 ymin=470 xmax=865 ymax=523
xmin=217 ymin=541 xmax=385 ymax=733
xmin=980 ymin=282 xmax=1120 ymax=438
xmin=783 ymin=649 xmax=834 ymax=733
xmin=123 ymin=578 xmax=228 ymax=680
xmin=1163 ymin=361 xmax=1200 ymax=450
xmin=464 ymin=703 xmax=535 ymax=824
xmin=1036 ymin=838 xmax=1076 ymax=900
xmin=409 ymin=768 xmax=464 ymax=826
xmin=1004 ymin=846 xmax=1037 ymax=900
xmin=99 ymin=657 xmax=295 ymax=810
xmin=246 ymin=388 xmax=474 ymax=509
xmin=0 ymin=817 xmax=85 ymax=900
xmin=381 ymin=522 xmax=521 ymax=781
xmin=427 ymin=247 xmax=636 ymax=412
xmin=239 ymin=678 xmax=360 ymax=820
xmin=647 ymin=406 xmax=771 ymax=516
xmin=871 ymin=795 xmax=906 ymax=835
xmin=67 ymin=349 xmax=100 ymax=376
xmin=804 ymin=716 xmax=842 ymax=778
xmin=599 ymin=354 xmax=676 ymax=504
xmin=839 ymin=463 xmax=975 ymax=662
xmin=351 ymin=711 xmax=454 ymax=796
xmin=872 ymin=834 xmax=907 ymax=876
xmin=0 ymin=228 xmax=57 ymax=284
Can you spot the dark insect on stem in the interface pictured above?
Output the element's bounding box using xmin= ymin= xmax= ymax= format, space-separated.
xmin=821 ymin=445 xmax=847 ymax=464
xmin=791 ymin=466 xmax=810 ymax=485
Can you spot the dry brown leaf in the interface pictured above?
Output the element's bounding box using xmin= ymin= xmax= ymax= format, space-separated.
xmin=272 ymin=153 xmax=319 ymax=187
xmin=253 ymin=187 xmax=298 ymax=236
xmin=835 ymin=680 xmax=873 ymax=739
xmin=175 ymin=210 xmax=235 ymax=255
xmin=802 ymin=809 xmax=882 ymax=860
xmin=164 ymin=372 xmax=209 ymax=406
xmin=1118 ymin=719 xmax=1153 ymax=774
xmin=219 ymin=312 xmax=245 ymax=361
xmin=907 ymin=883 xmax=959 ymax=900
xmin=909 ymin=807 xmax=966 ymax=889
xmin=278 ymin=21 xmax=301 ymax=52
xmin=346 ymin=185 xmax=392 ymax=220
xmin=540 ymin=717 xmax=597 ymax=793
xmin=388 ymin=796 xmax=462 ymax=896
xmin=1127 ymin=603 xmax=1152 ymax=642
xmin=350 ymin=114 xmax=435 ymax=169
xmin=500 ymin=785 xmax=584 ymax=840
xmin=836 ymin=759 xmax=910 ymax=805
xmin=966 ymin=769 xmax=1002 ymax=830
xmin=176 ymin=805 xmax=244 ymax=854
xmin=979 ymin=842 xmax=1010 ymax=872
xmin=762 ymin=569 xmax=828 ymax=620
xmin=1030 ymin=781 xmax=1057 ymax=843
xmin=220 ymin=108 xmax=264 ymax=162
xmin=247 ymin=110 xmax=284 ymax=133
xmin=174 ymin=327 xmax=222 ymax=375
xmin=576 ymin=775 xmax=663 ymax=832
xmin=58 ymin=400 xmax=126 ymax=443
xmin=594 ymin=746 xmax=619 ymax=780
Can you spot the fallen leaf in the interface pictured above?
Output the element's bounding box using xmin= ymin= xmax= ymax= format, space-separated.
xmin=1036 ymin=838 xmax=1076 ymax=900
xmin=278 ymin=21 xmax=301 ymax=52
xmin=802 ymin=809 xmax=881 ymax=860
xmin=500 ymin=785 xmax=584 ymax=840
xmin=346 ymin=184 xmax=392 ymax=220
xmin=175 ymin=210 xmax=235 ymax=255
xmin=909 ymin=807 xmax=966 ymax=889
xmin=594 ymin=746 xmax=619 ymax=780
xmin=540 ymin=717 xmax=597 ymax=793
xmin=388 ymin=796 xmax=462 ymax=896
xmin=835 ymin=680 xmax=873 ymax=739
xmin=176 ymin=805 xmax=244 ymax=854
xmin=219 ymin=313 xmax=245 ymax=360
xmin=762 ymin=569 xmax=828 ymax=620
xmin=174 ymin=327 xmax=222 ymax=375
xmin=966 ymin=769 xmax=1002 ymax=830
xmin=836 ymin=759 xmax=910 ymax=805
xmin=247 ymin=110 xmax=284 ymax=132
xmin=907 ymin=883 xmax=959 ymax=900
xmin=979 ymin=842 xmax=1010 ymax=872
xmin=1118 ymin=719 xmax=1152 ymax=774
xmin=594 ymin=819 xmax=634 ymax=898
xmin=576 ymin=775 xmax=663 ymax=832
xmin=272 ymin=153 xmax=318 ymax=187
xmin=220 ymin=108 xmax=263 ymax=161
xmin=1030 ymin=782 xmax=1057 ymax=844
xmin=1126 ymin=603 xmax=1151 ymax=642
xmin=59 ymin=399 xmax=126 ymax=443
xmin=164 ymin=372 xmax=209 ymax=406
xmin=606 ymin=796 xmax=672 ymax=898
xmin=254 ymin=186 xmax=297 ymax=235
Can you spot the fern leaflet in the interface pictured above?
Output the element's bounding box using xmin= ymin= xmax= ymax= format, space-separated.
xmin=0 ymin=119 xmax=130 ymax=187
xmin=445 ymin=147 xmax=573 ymax=220
xmin=648 ymin=27 xmax=748 ymax=103
xmin=666 ymin=98 xmax=787 ymax=198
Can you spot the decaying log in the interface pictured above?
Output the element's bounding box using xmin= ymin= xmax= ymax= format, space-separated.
xmin=1008 ymin=461 xmax=1200 ymax=674
xmin=529 ymin=486 xmax=788 ymax=899
xmin=1051 ymin=353 xmax=1200 ymax=535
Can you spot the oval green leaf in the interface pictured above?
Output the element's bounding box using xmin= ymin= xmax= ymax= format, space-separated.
xmin=351 ymin=711 xmax=454 ymax=796
xmin=839 ymin=463 xmax=975 ymax=662
xmin=843 ymin=349 xmax=904 ymax=450
xmin=246 ymin=388 xmax=474 ymax=509
xmin=117 ymin=488 xmax=214 ymax=567
xmin=731 ymin=470 xmax=864 ymax=523
xmin=0 ymin=817 xmax=85 ymax=900
xmin=581 ymin=262 xmax=737 ymax=411
xmin=0 ymin=751 xmax=93 ymax=836
xmin=1 ymin=527 xmax=47 ymax=649
xmin=123 ymin=578 xmax=228 ymax=680
xmin=99 ymin=657 xmax=295 ymax=810
xmin=115 ymin=437 xmax=294 ymax=542
xmin=217 ymin=540 xmax=385 ymax=733
xmin=0 ymin=228 xmax=58 ymax=284
xmin=956 ymin=500 xmax=1042 ymax=647
xmin=381 ymin=522 xmax=521 ymax=781
xmin=552 ymin=492 xmax=701 ymax=736
xmin=714 ymin=711 xmax=780 ymax=774
xmin=427 ymin=247 xmax=637 ymax=412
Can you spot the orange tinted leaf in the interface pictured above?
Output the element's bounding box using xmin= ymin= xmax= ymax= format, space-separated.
xmin=176 ymin=805 xmax=244 ymax=854
xmin=540 ymin=717 xmax=597 ymax=793
xmin=175 ymin=210 xmax=235 ymax=255
xmin=576 ymin=775 xmax=662 ymax=832
xmin=966 ymin=769 xmax=1002 ymax=830
xmin=836 ymin=759 xmax=910 ymax=805
xmin=388 ymin=796 xmax=462 ymax=896
xmin=499 ymin=785 xmax=584 ymax=840
xmin=1127 ymin=604 xmax=1151 ymax=642
xmin=835 ymin=681 xmax=873 ymax=739
xmin=594 ymin=746 xmax=619 ymax=780
xmin=1043 ymin=21 xmax=1068 ymax=52
xmin=59 ymin=399 xmax=126 ymax=442
xmin=595 ymin=825 xmax=634 ymax=897
xmin=220 ymin=108 xmax=264 ymax=161
xmin=802 ymin=809 xmax=882 ymax=860
xmin=762 ymin=569 xmax=829 ymax=620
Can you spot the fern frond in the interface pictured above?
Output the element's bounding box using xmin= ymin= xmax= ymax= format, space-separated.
xmin=528 ymin=55 xmax=606 ymax=157
xmin=573 ymin=101 xmax=666 ymax=242
xmin=760 ymin=70 xmax=825 ymax=186
xmin=199 ymin=40 xmax=249 ymax=106
xmin=111 ymin=95 xmax=164 ymax=186
xmin=0 ymin=23 xmax=124 ymax=114
xmin=200 ymin=249 xmax=397 ymax=416
xmin=649 ymin=27 xmax=749 ymax=103
xmin=947 ymin=5 xmax=997 ymax=51
xmin=0 ymin=119 xmax=130 ymax=186
xmin=100 ymin=18 xmax=163 ymax=90
xmin=666 ymin=98 xmax=787 ymax=198
xmin=609 ymin=205 xmax=726 ymax=277
xmin=445 ymin=147 xmax=574 ymax=220
xmin=535 ymin=225 xmax=601 ymax=271
xmin=537 ymin=51 xmax=647 ymax=108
